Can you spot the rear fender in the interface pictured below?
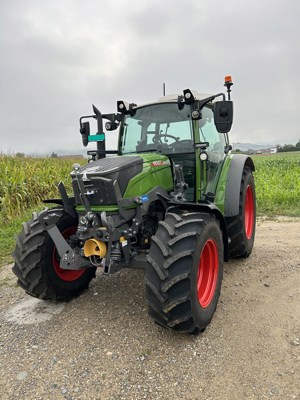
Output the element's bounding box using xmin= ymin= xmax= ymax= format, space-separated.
xmin=224 ymin=155 xmax=255 ymax=217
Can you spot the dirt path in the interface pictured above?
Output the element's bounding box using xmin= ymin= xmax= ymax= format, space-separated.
xmin=0 ymin=217 xmax=299 ymax=400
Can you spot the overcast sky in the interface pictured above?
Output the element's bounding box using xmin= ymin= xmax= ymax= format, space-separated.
xmin=1 ymin=0 xmax=299 ymax=154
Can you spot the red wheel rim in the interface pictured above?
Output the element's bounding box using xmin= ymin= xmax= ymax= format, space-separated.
xmin=52 ymin=226 xmax=86 ymax=282
xmin=245 ymin=185 xmax=254 ymax=240
xmin=197 ymin=239 xmax=219 ymax=308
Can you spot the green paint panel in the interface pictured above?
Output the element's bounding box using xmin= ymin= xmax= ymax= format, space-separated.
xmin=76 ymin=205 xmax=119 ymax=212
xmin=214 ymin=154 xmax=233 ymax=213
xmin=123 ymin=154 xmax=174 ymax=198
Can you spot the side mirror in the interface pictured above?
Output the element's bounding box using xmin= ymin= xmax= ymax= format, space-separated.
xmin=214 ymin=101 xmax=233 ymax=133
xmin=80 ymin=121 xmax=90 ymax=147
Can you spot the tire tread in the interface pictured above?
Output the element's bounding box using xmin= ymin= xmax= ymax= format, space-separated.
xmin=145 ymin=211 xmax=223 ymax=333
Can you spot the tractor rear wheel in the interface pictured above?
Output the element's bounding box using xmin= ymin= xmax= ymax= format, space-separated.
xmin=12 ymin=209 xmax=96 ymax=301
xmin=227 ymin=166 xmax=256 ymax=258
xmin=145 ymin=211 xmax=223 ymax=334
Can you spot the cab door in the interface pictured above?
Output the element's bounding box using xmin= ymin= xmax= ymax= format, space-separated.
xmin=198 ymin=106 xmax=228 ymax=198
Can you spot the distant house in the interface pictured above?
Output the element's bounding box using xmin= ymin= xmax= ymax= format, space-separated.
xmin=247 ymin=148 xmax=276 ymax=155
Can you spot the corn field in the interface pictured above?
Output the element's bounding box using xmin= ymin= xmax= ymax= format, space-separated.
xmin=1 ymin=153 xmax=300 ymax=226
xmin=0 ymin=156 xmax=75 ymax=224
xmin=252 ymin=152 xmax=300 ymax=215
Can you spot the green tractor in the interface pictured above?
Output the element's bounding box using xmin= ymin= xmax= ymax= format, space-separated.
xmin=12 ymin=76 xmax=256 ymax=334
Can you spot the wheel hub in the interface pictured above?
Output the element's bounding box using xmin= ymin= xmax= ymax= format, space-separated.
xmin=197 ymin=239 xmax=219 ymax=308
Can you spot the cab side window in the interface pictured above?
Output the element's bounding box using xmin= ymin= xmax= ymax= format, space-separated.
xmin=198 ymin=107 xmax=226 ymax=193
xmin=199 ymin=107 xmax=226 ymax=152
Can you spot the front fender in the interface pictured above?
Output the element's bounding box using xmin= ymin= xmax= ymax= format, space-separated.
xmin=167 ymin=202 xmax=229 ymax=261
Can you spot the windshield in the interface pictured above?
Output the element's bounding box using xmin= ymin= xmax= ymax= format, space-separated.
xmin=120 ymin=103 xmax=193 ymax=154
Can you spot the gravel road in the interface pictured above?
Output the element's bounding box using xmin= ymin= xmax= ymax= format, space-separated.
xmin=0 ymin=217 xmax=299 ymax=400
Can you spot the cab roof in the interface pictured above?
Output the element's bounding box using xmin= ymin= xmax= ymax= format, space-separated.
xmin=135 ymin=91 xmax=215 ymax=109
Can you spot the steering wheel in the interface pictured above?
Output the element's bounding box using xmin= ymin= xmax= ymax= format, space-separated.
xmin=169 ymin=139 xmax=194 ymax=149
xmin=152 ymin=134 xmax=179 ymax=144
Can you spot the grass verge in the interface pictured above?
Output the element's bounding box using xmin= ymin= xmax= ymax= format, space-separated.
xmin=0 ymin=204 xmax=44 ymax=266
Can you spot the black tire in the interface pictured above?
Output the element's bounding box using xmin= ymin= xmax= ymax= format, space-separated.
xmin=145 ymin=211 xmax=223 ymax=334
xmin=12 ymin=208 xmax=96 ymax=301
xmin=226 ymin=167 xmax=256 ymax=258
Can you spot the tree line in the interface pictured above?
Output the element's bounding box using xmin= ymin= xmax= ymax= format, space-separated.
xmin=276 ymin=140 xmax=300 ymax=153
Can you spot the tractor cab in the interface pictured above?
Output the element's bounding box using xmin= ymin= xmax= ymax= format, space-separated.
xmin=79 ymin=77 xmax=234 ymax=204
xmin=118 ymin=96 xmax=230 ymax=202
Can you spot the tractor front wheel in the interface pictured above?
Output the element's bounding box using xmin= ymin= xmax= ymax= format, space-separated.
xmin=12 ymin=209 xmax=96 ymax=301
xmin=145 ymin=212 xmax=223 ymax=334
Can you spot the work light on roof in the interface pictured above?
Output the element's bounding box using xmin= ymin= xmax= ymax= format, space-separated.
xmin=117 ymin=101 xmax=126 ymax=112
xmin=183 ymin=89 xmax=195 ymax=104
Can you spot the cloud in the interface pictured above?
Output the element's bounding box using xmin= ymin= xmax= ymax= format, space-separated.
xmin=0 ymin=0 xmax=300 ymax=154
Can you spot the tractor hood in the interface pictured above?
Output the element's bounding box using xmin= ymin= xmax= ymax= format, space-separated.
xmin=123 ymin=153 xmax=173 ymax=198
xmin=71 ymin=154 xmax=173 ymax=206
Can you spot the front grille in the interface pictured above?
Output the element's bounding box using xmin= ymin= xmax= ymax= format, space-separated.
xmin=71 ymin=156 xmax=143 ymax=206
